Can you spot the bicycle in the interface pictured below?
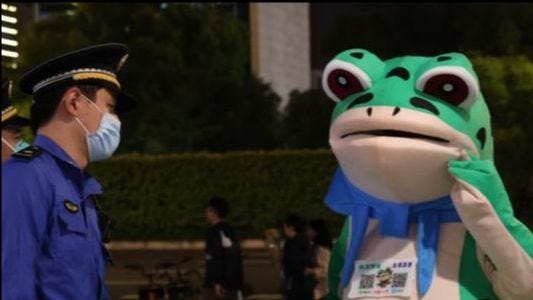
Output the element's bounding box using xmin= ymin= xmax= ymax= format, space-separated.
xmin=124 ymin=256 xmax=202 ymax=300
xmin=155 ymin=256 xmax=201 ymax=300
xmin=124 ymin=263 xmax=166 ymax=300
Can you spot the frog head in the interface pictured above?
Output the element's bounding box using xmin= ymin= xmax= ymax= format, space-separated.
xmin=322 ymin=49 xmax=493 ymax=203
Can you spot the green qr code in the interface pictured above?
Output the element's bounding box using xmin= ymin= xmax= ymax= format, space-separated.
xmin=392 ymin=272 xmax=408 ymax=288
xmin=359 ymin=274 xmax=374 ymax=289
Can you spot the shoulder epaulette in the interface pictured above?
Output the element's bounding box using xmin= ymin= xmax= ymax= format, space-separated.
xmin=12 ymin=145 xmax=43 ymax=160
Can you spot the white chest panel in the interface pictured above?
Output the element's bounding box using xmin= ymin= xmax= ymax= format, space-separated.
xmin=342 ymin=219 xmax=466 ymax=300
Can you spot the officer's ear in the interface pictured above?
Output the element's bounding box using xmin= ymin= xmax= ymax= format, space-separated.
xmin=62 ymin=87 xmax=85 ymax=117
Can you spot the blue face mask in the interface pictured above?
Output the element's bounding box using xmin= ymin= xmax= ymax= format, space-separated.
xmin=2 ymin=138 xmax=30 ymax=153
xmin=75 ymin=95 xmax=121 ymax=162
xmin=14 ymin=140 xmax=30 ymax=152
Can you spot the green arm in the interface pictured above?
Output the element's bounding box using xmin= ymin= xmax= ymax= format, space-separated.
xmin=449 ymin=153 xmax=533 ymax=299
xmin=448 ymin=155 xmax=533 ymax=257
xmin=326 ymin=218 xmax=350 ymax=300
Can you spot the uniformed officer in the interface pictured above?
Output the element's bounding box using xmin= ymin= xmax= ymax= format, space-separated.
xmin=1 ymin=43 xmax=136 ymax=299
xmin=1 ymin=79 xmax=30 ymax=162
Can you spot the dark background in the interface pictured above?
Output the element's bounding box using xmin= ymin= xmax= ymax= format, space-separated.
xmin=4 ymin=3 xmax=532 ymax=233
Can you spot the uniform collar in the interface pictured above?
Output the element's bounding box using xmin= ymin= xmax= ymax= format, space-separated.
xmin=34 ymin=134 xmax=102 ymax=197
xmin=35 ymin=134 xmax=79 ymax=167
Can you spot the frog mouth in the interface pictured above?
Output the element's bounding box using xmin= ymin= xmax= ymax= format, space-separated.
xmin=341 ymin=129 xmax=449 ymax=143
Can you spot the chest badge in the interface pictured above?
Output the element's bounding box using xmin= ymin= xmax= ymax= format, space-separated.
xmin=348 ymin=258 xmax=417 ymax=298
xmin=64 ymin=200 xmax=79 ymax=214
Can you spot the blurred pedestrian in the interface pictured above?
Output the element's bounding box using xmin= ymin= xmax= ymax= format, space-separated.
xmin=2 ymin=79 xmax=30 ymax=163
xmin=304 ymin=219 xmax=333 ymax=300
xmin=203 ymin=196 xmax=244 ymax=300
xmin=281 ymin=214 xmax=314 ymax=300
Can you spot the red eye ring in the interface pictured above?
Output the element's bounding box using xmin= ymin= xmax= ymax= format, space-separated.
xmin=327 ymin=69 xmax=364 ymax=101
xmin=422 ymin=74 xmax=469 ymax=106
xmin=416 ymin=66 xmax=479 ymax=108
xmin=322 ymin=59 xmax=372 ymax=102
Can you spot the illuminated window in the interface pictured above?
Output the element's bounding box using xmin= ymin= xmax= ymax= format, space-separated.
xmin=2 ymin=3 xmax=19 ymax=69
xmin=1 ymin=4 xmax=17 ymax=13
xmin=1 ymin=26 xmax=18 ymax=35
xmin=1 ymin=37 xmax=17 ymax=46
xmin=1 ymin=14 xmax=17 ymax=24
xmin=1 ymin=49 xmax=19 ymax=58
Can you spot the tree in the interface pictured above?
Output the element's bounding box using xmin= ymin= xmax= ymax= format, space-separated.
xmin=14 ymin=3 xmax=282 ymax=152
xmin=280 ymin=89 xmax=334 ymax=149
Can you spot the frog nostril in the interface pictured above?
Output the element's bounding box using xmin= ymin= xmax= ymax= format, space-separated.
xmin=392 ymin=107 xmax=401 ymax=116
xmin=367 ymin=107 xmax=373 ymax=116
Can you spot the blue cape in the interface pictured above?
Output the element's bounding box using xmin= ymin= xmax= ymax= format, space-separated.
xmin=325 ymin=168 xmax=462 ymax=295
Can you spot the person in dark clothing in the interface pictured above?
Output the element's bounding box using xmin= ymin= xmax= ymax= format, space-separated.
xmin=305 ymin=219 xmax=333 ymax=300
xmin=281 ymin=214 xmax=315 ymax=300
xmin=203 ymin=196 xmax=243 ymax=300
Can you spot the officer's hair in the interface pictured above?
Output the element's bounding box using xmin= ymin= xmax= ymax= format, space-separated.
xmin=206 ymin=196 xmax=229 ymax=218
xmin=30 ymin=84 xmax=99 ymax=134
xmin=284 ymin=213 xmax=306 ymax=234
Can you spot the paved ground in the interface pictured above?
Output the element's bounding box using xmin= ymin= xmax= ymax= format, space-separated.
xmin=106 ymin=248 xmax=283 ymax=300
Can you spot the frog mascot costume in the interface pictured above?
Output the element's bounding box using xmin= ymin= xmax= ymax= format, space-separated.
xmin=321 ymin=49 xmax=533 ymax=299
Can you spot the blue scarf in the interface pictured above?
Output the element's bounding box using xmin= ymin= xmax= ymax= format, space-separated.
xmin=325 ymin=168 xmax=461 ymax=295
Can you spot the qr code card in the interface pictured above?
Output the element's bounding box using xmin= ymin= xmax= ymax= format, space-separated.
xmin=348 ymin=258 xmax=417 ymax=298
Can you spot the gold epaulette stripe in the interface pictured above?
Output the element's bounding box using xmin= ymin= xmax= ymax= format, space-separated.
xmin=1 ymin=106 xmax=18 ymax=123
xmin=72 ymin=72 xmax=121 ymax=89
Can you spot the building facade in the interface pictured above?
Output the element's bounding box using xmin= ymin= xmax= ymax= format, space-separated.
xmin=2 ymin=3 xmax=19 ymax=69
xmin=249 ymin=3 xmax=311 ymax=110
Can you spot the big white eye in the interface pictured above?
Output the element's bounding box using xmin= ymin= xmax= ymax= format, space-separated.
xmin=322 ymin=59 xmax=372 ymax=102
xmin=416 ymin=66 xmax=479 ymax=108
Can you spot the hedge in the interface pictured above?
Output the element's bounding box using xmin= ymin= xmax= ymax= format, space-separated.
xmin=88 ymin=149 xmax=345 ymax=240
xmin=89 ymin=149 xmax=531 ymax=241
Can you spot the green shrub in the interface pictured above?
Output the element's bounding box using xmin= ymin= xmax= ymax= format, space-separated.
xmin=90 ymin=145 xmax=531 ymax=241
xmin=89 ymin=149 xmax=345 ymax=240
